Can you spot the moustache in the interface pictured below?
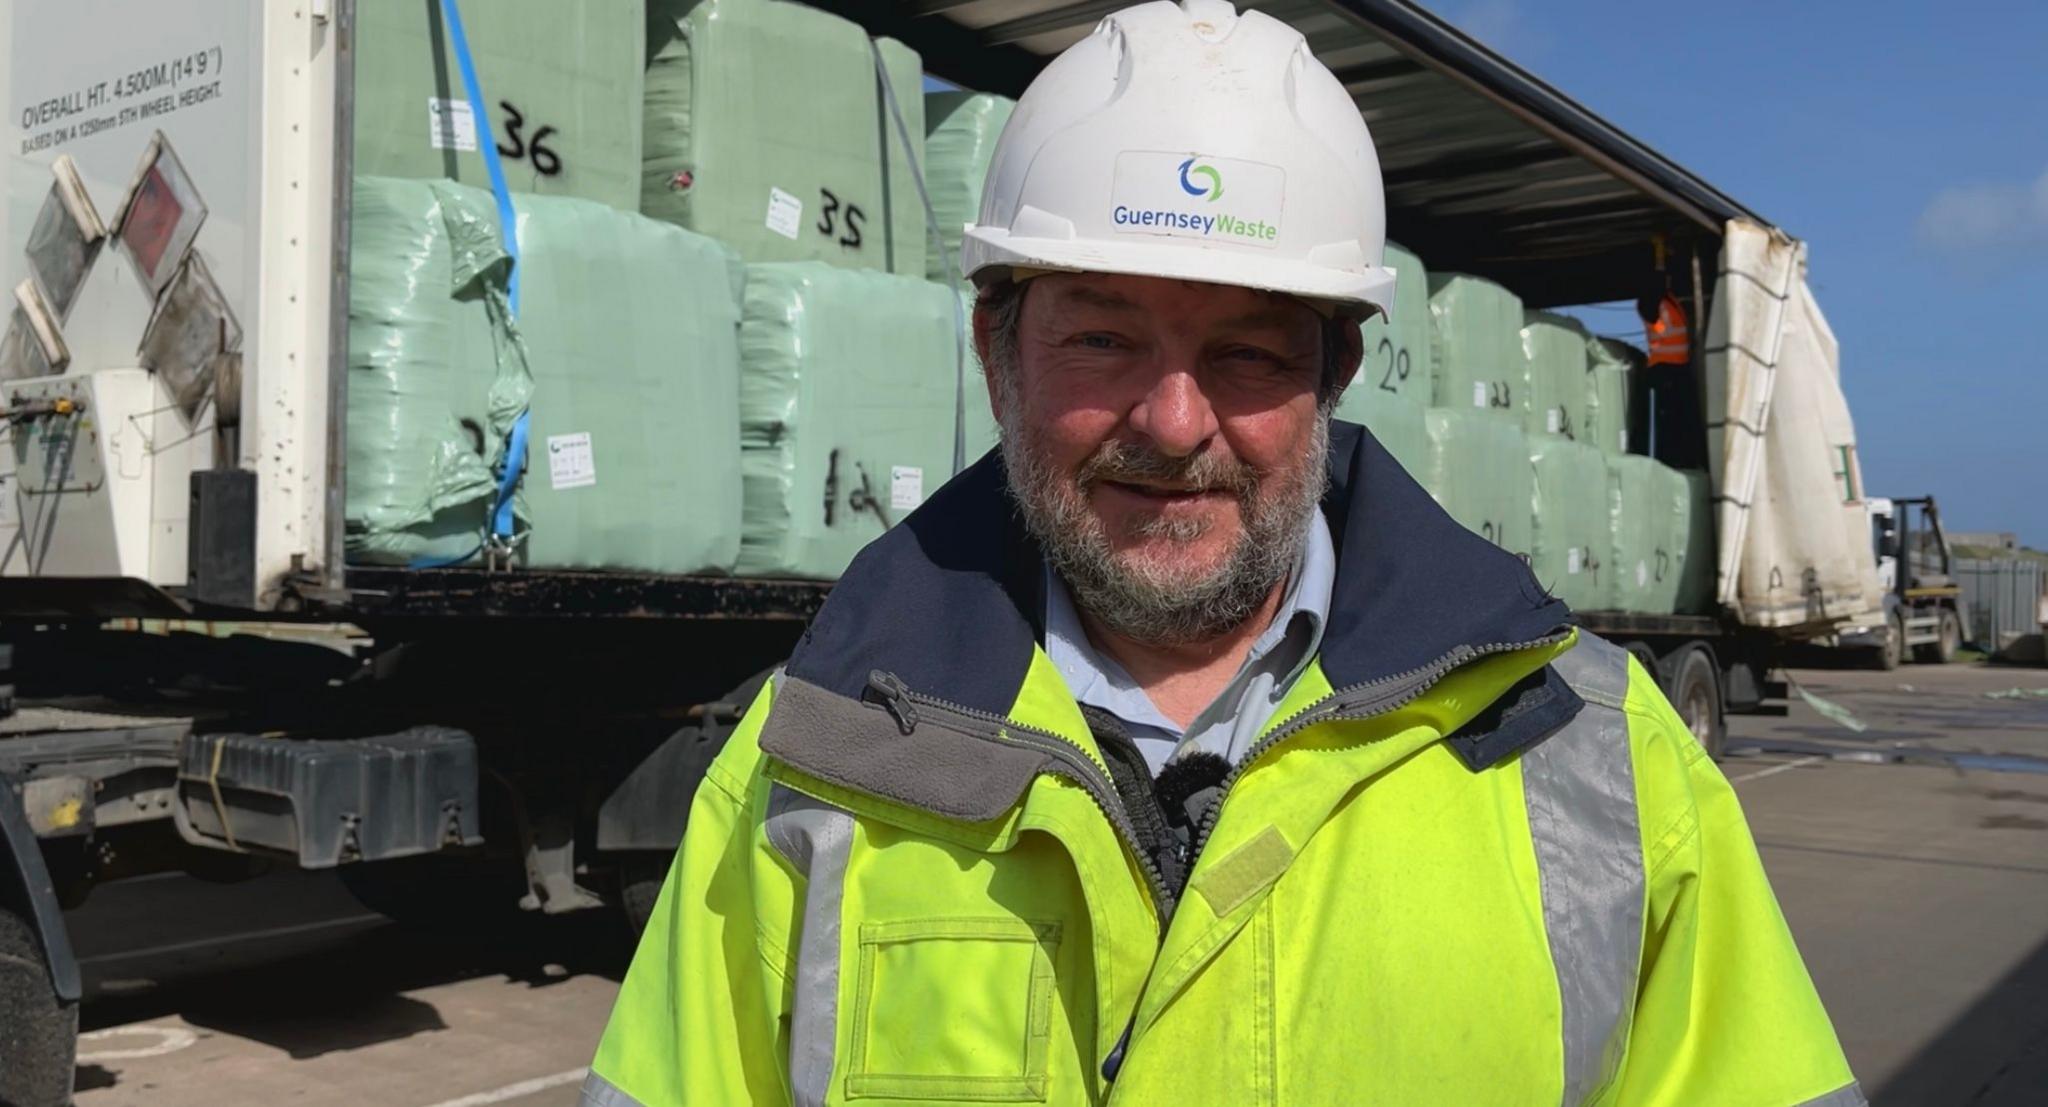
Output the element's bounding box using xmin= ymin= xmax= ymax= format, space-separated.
xmin=1075 ymin=442 xmax=1261 ymax=498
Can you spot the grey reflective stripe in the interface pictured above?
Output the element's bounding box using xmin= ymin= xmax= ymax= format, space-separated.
xmin=1795 ymin=1082 xmax=1867 ymax=1107
xmin=1525 ymin=635 xmax=1643 ymax=1106
xmin=766 ymin=784 xmax=856 ymax=1107
xmin=579 ymin=1071 xmax=647 ymax=1107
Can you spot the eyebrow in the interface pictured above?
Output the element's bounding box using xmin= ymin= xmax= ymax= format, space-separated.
xmin=1046 ymin=286 xmax=1142 ymax=313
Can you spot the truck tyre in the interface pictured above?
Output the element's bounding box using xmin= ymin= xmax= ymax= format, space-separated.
xmin=1664 ymin=646 xmax=1727 ymax=759
xmin=0 ymin=904 xmax=75 ymax=1107
xmin=1877 ymin=613 xmax=1905 ymax=671
xmin=1914 ymin=609 xmax=1961 ymax=665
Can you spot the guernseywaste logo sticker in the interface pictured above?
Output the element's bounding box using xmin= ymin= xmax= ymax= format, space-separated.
xmin=1111 ymin=151 xmax=1285 ymax=247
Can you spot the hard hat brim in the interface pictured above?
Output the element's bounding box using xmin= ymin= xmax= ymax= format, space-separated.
xmin=962 ymin=226 xmax=1395 ymax=322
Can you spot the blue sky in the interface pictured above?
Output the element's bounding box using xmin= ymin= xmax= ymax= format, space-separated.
xmin=1433 ymin=0 xmax=2048 ymax=547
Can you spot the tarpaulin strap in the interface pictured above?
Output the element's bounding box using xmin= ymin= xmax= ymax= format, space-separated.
xmin=869 ymin=40 xmax=967 ymax=477
xmin=206 ymin=736 xmax=241 ymax=851
xmin=440 ymin=0 xmax=530 ymax=555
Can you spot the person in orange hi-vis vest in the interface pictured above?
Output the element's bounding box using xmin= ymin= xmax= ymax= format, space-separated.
xmin=1645 ymin=290 xmax=1690 ymax=366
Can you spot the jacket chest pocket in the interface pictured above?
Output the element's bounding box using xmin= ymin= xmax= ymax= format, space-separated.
xmin=843 ymin=917 xmax=1062 ymax=1102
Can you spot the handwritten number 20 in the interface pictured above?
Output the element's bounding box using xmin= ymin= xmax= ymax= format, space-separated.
xmin=497 ymin=101 xmax=561 ymax=177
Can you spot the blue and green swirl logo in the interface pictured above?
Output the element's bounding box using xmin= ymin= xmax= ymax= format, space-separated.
xmin=1178 ymin=157 xmax=1224 ymax=202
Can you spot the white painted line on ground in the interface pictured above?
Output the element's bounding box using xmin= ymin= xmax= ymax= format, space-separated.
xmin=77 ymin=913 xmax=387 ymax=964
xmin=1730 ymin=755 xmax=1825 ymax=783
xmin=77 ymin=1025 xmax=198 ymax=1061
xmin=421 ymin=1067 xmax=590 ymax=1107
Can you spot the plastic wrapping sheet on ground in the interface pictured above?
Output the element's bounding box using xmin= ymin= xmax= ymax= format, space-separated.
xmin=739 ymin=264 xmax=963 ymax=578
xmin=345 ymin=177 xmax=744 ymax=573
xmin=925 ymin=93 xmax=1015 ymax=285
xmin=1419 ymin=407 xmax=1532 ymax=559
xmin=1427 ymin=273 xmax=1524 ymax=418
xmin=1528 ymin=438 xmax=1607 ymax=611
xmin=1334 ymin=392 xmax=1426 ymax=481
xmin=1356 ymin=241 xmax=1433 ymax=408
xmin=1584 ymin=336 xmax=1637 ymax=456
xmin=1603 ymin=454 xmax=1692 ymax=613
xmin=1519 ymin=311 xmax=1590 ymax=442
xmin=644 ymin=0 xmax=926 ymax=275
xmin=353 ymin=0 xmax=643 ymax=210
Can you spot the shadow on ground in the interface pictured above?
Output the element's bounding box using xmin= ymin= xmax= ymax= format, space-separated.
xmin=79 ymin=906 xmax=635 ymax=1059
xmin=1875 ymin=911 xmax=2048 ymax=1104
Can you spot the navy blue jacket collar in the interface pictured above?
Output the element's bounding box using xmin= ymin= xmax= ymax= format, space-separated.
xmin=783 ymin=421 xmax=1577 ymax=769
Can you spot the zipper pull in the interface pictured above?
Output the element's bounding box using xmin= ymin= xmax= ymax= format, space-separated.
xmin=1101 ymin=1020 xmax=1133 ymax=1083
xmin=865 ymin=670 xmax=920 ymax=735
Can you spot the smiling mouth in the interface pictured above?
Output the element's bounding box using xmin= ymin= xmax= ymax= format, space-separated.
xmin=1104 ymin=481 xmax=1227 ymax=501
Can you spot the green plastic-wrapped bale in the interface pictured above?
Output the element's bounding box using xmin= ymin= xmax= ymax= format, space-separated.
xmin=353 ymin=0 xmax=643 ymax=210
xmin=1355 ymin=241 xmax=1433 ymax=408
xmin=644 ymin=0 xmax=926 ymax=274
xmin=1604 ymin=454 xmax=1692 ymax=612
xmin=956 ymin=287 xmax=1002 ymax=462
xmin=1335 ymin=390 xmax=1426 ymax=479
xmin=1428 ymin=273 xmax=1524 ymax=418
xmin=1676 ymin=470 xmax=1716 ymax=614
xmin=344 ymin=177 xmax=744 ymax=573
xmin=925 ymin=93 xmax=1015 ymax=284
xmin=1420 ymin=407 xmax=1533 ymax=560
xmin=1528 ymin=438 xmax=1607 ymax=611
xmin=1585 ymin=336 xmax=1638 ymax=455
xmin=1520 ymin=311 xmax=1591 ymax=442
xmin=740 ymin=265 xmax=964 ymax=578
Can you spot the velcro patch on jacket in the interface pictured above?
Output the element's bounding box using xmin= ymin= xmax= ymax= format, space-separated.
xmin=1192 ymin=825 xmax=1294 ymax=917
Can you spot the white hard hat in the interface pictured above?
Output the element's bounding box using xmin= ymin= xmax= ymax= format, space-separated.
xmin=961 ymin=0 xmax=1395 ymax=320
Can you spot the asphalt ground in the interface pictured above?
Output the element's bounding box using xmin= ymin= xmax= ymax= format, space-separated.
xmin=58 ymin=661 xmax=2048 ymax=1106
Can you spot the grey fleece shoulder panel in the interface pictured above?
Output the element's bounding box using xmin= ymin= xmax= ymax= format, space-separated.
xmin=757 ymin=675 xmax=1054 ymax=824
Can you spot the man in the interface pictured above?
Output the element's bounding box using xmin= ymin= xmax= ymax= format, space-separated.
xmin=585 ymin=2 xmax=1859 ymax=1104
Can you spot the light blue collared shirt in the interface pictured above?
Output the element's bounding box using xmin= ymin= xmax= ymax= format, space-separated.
xmin=1044 ymin=510 xmax=1336 ymax=775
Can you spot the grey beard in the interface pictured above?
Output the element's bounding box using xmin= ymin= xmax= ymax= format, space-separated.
xmin=996 ymin=378 xmax=1331 ymax=646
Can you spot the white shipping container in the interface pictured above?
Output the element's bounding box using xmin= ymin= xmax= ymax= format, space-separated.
xmin=0 ymin=0 xmax=340 ymax=606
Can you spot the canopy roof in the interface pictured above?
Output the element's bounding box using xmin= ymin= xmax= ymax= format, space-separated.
xmin=818 ymin=0 xmax=1771 ymax=307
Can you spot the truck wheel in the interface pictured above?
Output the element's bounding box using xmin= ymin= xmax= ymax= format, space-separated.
xmin=1913 ymin=609 xmax=1961 ymax=665
xmin=1877 ymin=613 xmax=1905 ymax=671
xmin=0 ymin=905 xmax=75 ymax=1107
xmin=1665 ymin=647 xmax=1727 ymax=759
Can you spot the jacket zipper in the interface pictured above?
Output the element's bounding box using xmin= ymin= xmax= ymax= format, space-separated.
xmin=865 ymin=671 xmax=1179 ymax=926
xmin=1188 ymin=632 xmax=1570 ymax=862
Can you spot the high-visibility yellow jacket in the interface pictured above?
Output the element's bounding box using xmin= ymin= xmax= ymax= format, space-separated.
xmin=584 ymin=425 xmax=1860 ymax=1107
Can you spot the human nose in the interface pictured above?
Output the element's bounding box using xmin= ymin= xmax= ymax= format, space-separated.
xmin=1124 ymin=363 xmax=1220 ymax=458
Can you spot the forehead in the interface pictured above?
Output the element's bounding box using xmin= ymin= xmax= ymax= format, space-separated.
xmin=1026 ymin=272 xmax=1319 ymax=331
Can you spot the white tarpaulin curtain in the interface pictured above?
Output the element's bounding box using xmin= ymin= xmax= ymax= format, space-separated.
xmin=1706 ymin=220 xmax=1881 ymax=630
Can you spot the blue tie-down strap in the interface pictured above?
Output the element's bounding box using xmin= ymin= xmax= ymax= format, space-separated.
xmin=439 ymin=0 xmax=529 ymax=559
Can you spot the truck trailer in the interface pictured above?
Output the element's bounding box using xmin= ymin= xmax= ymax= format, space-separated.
xmin=0 ymin=0 xmax=1882 ymax=1096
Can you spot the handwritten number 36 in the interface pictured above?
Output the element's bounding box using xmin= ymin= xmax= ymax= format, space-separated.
xmin=497 ymin=101 xmax=562 ymax=177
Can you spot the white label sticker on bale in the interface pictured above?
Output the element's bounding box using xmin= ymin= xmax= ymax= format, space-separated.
xmin=765 ymin=187 xmax=803 ymax=240
xmin=429 ymin=98 xmax=477 ymax=151
xmin=1567 ymin=547 xmax=1583 ymax=574
xmin=890 ymin=466 xmax=924 ymax=511
xmin=1636 ymin=560 xmax=1649 ymax=588
xmin=547 ymin=432 xmax=597 ymax=490
xmin=1472 ymin=382 xmax=1487 ymax=408
xmin=1545 ymin=408 xmax=1561 ymax=434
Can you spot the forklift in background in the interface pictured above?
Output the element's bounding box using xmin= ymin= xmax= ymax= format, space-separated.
xmin=1866 ymin=496 xmax=1968 ymax=668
